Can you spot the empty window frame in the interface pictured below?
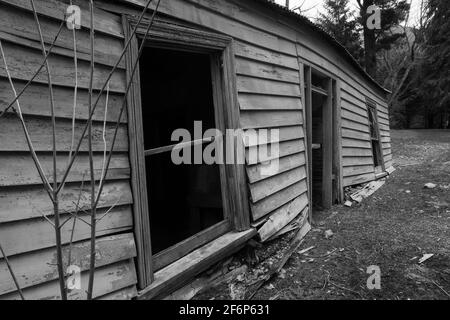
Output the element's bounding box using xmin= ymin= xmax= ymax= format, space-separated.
xmin=123 ymin=17 xmax=250 ymax=288
xmin=366 ymin=99 xmax=384 ymax=172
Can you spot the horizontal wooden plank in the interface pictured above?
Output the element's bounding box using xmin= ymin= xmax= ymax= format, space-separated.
xmin=236 ymin=57 xmax=299 ymax=83
xmin=246 ymin=138 xmax=305 ymax=165
xmin=0 ymin=2 xmax=124 ymax=67
xmin=139 ymin=229 xmax=256 ymax=300
xmin=0 ymin=0 xmax=124 ymax=38
xmin=0 ymin=41 xmax=126 ymax=93
xmin=0 ymin=233 xmax=136 ymax=295
xmin=238 ymin=93 xmax=302 ymax=111
xmin=251 ymin=179 xmax=307 ymax=221
xmin=343 ymin=172 xmax=376 ymax=187
xmin=342 ymin=138 xmax=371 ymax=149
xmin=237 ymin=76 xmax=301 ymax=97
xmin=249 ymin=166 xmax=306 ymax=203
xmin=341 ymin=109 xmax=368 ymax=125
xmin=343 ymin=165 xmax=375 ymax=177
xmin=0 ymin=115 xmax=128 ymax=152
xmin=342 ymin=128 xmax=370 ymax=141
xmin=341 ymin=118 xmax=370 ymax=133
xmin=0 ymin=78 xmax=127 ymax=123
xmin=0 ymin=153 xmax=130 ymax=186
xmin=244 ymin=126 xmax=304 ymax=147
xmin=1 ymin=259 xmax=137 ymax=300
xmin=341 ymin=100 xmax=368 ymax=120
xmin=240 ymin=110 xmax=303 ymax=129
xmin=97 ymin=285 xmax=138 ymax=300
xmin=234 ymin=41 xmax=299 ymax=70
xmin=258 ymin=193 xmax=308 ymax=242
xmin=247 ymin=152 xmax=306 ymax=184
xmin=0 ymin=180 xmax=133 ymax=224
xmin=0 ymin=28 xmax=123 ymax=70
xmin=342 ymin=147 xmax=373 ymax=157
xmin=0 ymin=206 xmax=133 ymax=257
xmin=343 ymin=156 xmax=374 ymax=167
xmin=126 ymin=0 xmax=297 ymax=56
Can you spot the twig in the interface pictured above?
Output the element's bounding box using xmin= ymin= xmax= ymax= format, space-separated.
xmin=66 ymin=176 xmax=86 ymax=284
xmin=86 ymin=0 xmax=97 ymax=300
xmin=0 ymin=21 xmax=65 ymax=118
xmin=97 ymin=80 xmax=111 ymax=199
xmin=55 ymin=0 xmax=157 ymax=194
xmin=29 ymin=0 xmax=66 ymax=300
xmin=96 ymin=196 xmax=122 ymax=224
xmin=431 ymin=280 xmax=450 ymax=298
xmin=94 ymin=0 xmax=162 ymax=208
xmin=0 ymin=243 xmax=25 ymax=300
xmin=61 ymin=0 xmax=79 ymax=196
xmin=0 ymin=40 xmax=53 ymax=198
xmin=324 ymin=270 xmax=364 ymax=299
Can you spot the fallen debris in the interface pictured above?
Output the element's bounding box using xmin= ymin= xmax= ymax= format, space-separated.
xmin=245 ymin=221 xmax=311 ymax=299
xmin=344 ymin=201 xmax=353 ymax=207
xmin=345 ymin=180 xmax=386 ymax=207
xmin=298 ymin=246 xmax=315 ymax=255
xmin=418 ymin=253 xmax=434 ymax=264
xmin=324 ymin=230 xmax=334 ymax=239
xmin=164 ymin=265 xmax=248 ymax=300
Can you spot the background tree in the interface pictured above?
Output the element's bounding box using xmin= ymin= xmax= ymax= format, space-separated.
xmin=317 ymin=0 xmax=364 ymax=63
xmin=356 ymin=0 xmax=410 ymax=77
xmin=418 ymin=0 xmax=450 ymax=128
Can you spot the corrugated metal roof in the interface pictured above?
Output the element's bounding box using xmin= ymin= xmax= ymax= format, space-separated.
xmin=253 ymin=0 xmax=389 ymax=94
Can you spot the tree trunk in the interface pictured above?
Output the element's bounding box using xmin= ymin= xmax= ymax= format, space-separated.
xmin=361 ymin=0 xmax=377 ymax=78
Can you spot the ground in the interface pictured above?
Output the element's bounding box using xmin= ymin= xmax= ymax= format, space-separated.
xmin=196 ymin=130 xmax=450 ymax=300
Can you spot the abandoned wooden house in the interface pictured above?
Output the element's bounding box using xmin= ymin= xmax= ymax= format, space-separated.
xmin=0 ymin=0 xmax=394 ymax=299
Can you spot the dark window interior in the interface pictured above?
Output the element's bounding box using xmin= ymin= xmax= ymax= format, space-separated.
xmin=139 ymin=47 xmax=224 ymax=254
xmin=367 ymin=105 xmax=383 ymax=169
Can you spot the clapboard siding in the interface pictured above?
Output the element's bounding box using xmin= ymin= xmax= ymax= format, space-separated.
xmin=0 ymin=41 xmax=126 ymax=92
xmin=0 ymin=79 xmax=127 ymax=122
xmin=0 ymin=153 xmax=130 ymax=186
xmin=0 ymin=0 xmax=136 ymax=300
xmin=1 ymin=259 xmax=137 ymax=300
xmin=0 ymin=233 xmax=136 ymax=295
xmin=0 ymin=0 xmax=393 ymax=299
xmin=0 ymin=206 xmax=133 ymax=257
xmin=0 ymin=180 xmax=133 ymax=224
xmin=0 ymin=2 xmax=125 ymax=68
xmin=0 ymin=115 xmax=128 ymax=152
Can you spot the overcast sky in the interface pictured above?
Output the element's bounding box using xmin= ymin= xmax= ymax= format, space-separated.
xmin=274 ymin=0 xmax=422 ymax=26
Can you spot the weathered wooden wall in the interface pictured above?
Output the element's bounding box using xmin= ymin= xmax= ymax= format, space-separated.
xmin=0 ymin=0 xmax=137 ymax=299
xmin=0 ymin=0 xmax=393 ymax=299
xmin=106 ymin=0 xmax=391 ymax=232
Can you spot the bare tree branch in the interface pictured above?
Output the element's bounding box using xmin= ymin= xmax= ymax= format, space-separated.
xmin=29 ymin=0 xmax=66 ymax=300
xmin=0 ymin=21 xmax=65 ymax=118
xmin=0 ymin=243 xmax=25 ymax=300
xmin=56 ymin=0 xmax=157 ymax=194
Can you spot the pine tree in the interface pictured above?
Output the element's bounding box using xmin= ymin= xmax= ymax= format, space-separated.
xmin=317 ymin=0 xmax=364 ymax=64
xmin=356 ymin=0 xmax=410 ymax=78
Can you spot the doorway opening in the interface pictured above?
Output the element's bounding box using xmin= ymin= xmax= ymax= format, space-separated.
xmin=139 ymin=46 xmax=226 ymax=269
xmin=304 ymin=67 xmax=335 ymax=212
